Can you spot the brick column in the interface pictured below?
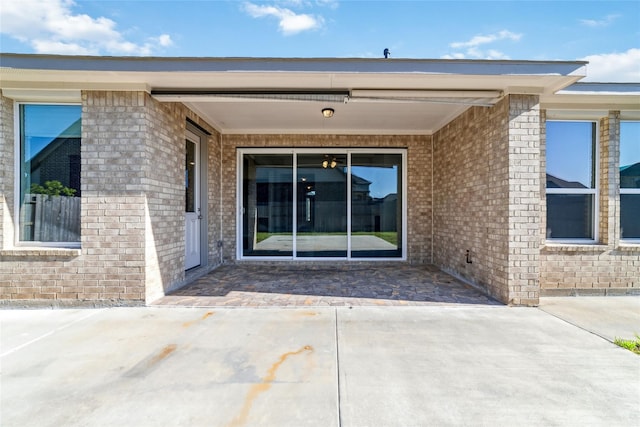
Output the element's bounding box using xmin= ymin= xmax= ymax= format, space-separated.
xmin=81 ymin=91 xmax=148 ymax=301
xmin=506 ymin=95 xmax=541 ymax=305
xmin=0 ymin=93 xmax=15 ymax=248
xmin=600 ymin=112 xmax=620 ymax=246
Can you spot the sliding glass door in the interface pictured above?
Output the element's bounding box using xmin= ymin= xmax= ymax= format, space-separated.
xmin=239 ymin=149 xmax=405 ymax=260
xmin=351 ymin=153 xmax=402 ymax=258
xmin=296 ymin=153 xmax=348 ymax=257
xmin=242 ymin=154 xmax=293 ymax=257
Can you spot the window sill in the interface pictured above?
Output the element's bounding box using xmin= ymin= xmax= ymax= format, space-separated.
xmin=617 ymin=244 xmax=640 ymax=253
xmin=0 ymin=248 xmax=82 ymax=257
xmin=542 ymin=243 xmax=609 ymax=253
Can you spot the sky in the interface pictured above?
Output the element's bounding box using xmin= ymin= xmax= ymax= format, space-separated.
xmin=0 ymin=0 xmax=638 ymax=82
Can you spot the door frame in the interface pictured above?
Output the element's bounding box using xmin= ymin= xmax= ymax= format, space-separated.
xmin=236 ymin=147 xmax=407 ymax=261
xmin=185 ymin=127 xmax=208 ymax=270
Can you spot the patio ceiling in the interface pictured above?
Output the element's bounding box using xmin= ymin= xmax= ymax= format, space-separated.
xmin=0 ymin=54 xmax=590 ymax=135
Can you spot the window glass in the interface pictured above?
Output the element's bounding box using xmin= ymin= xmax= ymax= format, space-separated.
xmin=620 ymin=121 xmax=640 ymax=240
xmin=546 ymin=121 xmax=596 ymax=189
xmin=185 ymin=139 xmax=196 ymax=212
xmin=242 ymin=154 xmax=293 ymax=256
xmin=296 ymin=153 xmax=347 ymax=257
xmin=620 ymin=194 xmax=640 ymax=239
xmin=546 ymin=194 xmax=594 ymax=239
xmin=351 ymin=153 xmax=402 ymax=258
xmin=240 ymin=150 xmax=405 ymax=258
xmin=545 ymin=121 xmax=597 ymax=241
xmin=19 ymin=104 xmax=81 ymax=243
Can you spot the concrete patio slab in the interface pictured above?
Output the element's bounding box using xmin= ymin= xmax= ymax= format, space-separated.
xmin=1 ymin=307 xmax=338 ymax=427
xmin=539 ymin=296 xmax=640 ymax=342
xmin=337 ymin=306 xmax=640 ymax=427
xmin=1 ymin=302 xmax=638 ymax=427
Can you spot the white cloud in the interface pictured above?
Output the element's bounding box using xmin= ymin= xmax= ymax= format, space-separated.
xmin=580 ymin=14 xmax=620 ymax=28
xmin=243 ymin=2 xmax=324 ymax=35
xmin=450 ymin=30 xmax=521 ymax=49
xmin=152 ymin=34 xmax=174 ymax=48
xmin=581 ymin=48 xmax=640 ymax=82
xmin=0 ymin=0 xmax=172 ymax=55
xmin=443 ymin=30 xmax=521 ymax=60
xmin=316 ymin=0 xmax=339 ymax=9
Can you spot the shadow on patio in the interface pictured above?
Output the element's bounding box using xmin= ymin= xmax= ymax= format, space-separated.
xmin=153 ymin=264 xmax=502 ymax=307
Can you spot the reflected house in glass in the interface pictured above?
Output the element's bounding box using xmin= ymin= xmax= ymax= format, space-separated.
xmin=620 ymin=162 xmax=640 ymax=188
xmin=27 ymin=119 xmax=81 ymax=197
xmin=0 ymin=53 xmax=638 ymax=306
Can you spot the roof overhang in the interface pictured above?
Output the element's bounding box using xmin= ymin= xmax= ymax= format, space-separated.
xmin=540 ymin=82 xmax=640 ymax=118
xmin=0 ymin=53 xmax=596 ymax=135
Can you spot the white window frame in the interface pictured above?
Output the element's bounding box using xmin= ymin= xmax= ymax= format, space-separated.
xmin=14 ymin=101 xmax=82 ymax=248
xmin=545 ymin=119 xmax=599 ymax=244
xmin=619 ymin=119 xmax=640 ymax=243
xmin=236 ymin=147 xmax=408 ymax=261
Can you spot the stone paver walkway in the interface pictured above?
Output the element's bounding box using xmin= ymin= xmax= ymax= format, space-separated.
xmin=152 ymin=264 xmax=500 ymax=307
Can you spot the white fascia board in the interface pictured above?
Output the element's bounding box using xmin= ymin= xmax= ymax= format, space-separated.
xmin=1 ymin=79 xmax=151 ymax=92
xmin=0 ymin=53 xmax=588 ymax=76
xmin=1 ymin=88 xmax=81 ymax=102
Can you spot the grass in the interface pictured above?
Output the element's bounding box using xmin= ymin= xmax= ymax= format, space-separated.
xmin=614 ymin=334 xmax=640 ymax=355
xmin=255 ymin=231 xmax=398 ymax=245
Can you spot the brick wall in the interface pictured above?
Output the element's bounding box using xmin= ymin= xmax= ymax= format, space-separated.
xmin=2 ymin=87 xmax=636 ymax=304
xmin=507 ymin=95 xmax=541 ymax=305
xmin=433 ymin=95 xmax=541 ymax=305
xmin=0 ymin=93 xmax=14 ymax=248
xmin=0 ymin=91 xmax=222 ymax=305
xmin=219 ymin=134 xmax=432 ymax=264
xmin=540 ymin=111 xmax=640 ymax=295
xmin=433 ymin=99 xmax=510 ymax=303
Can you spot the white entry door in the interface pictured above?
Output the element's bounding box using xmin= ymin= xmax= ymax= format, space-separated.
xmin=185 ymin=131 xmax=201 ymax=270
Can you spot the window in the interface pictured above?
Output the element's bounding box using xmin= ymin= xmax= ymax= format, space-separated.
xmin=620 ymin=121 xmax=640 ymax=241
xmin=239 ymin=149 xmax=405 ymax=259
xmin=545 ymin=121 xmax=597 ymax=241
xmin=17 ymin=104 xmax=81 ymax=245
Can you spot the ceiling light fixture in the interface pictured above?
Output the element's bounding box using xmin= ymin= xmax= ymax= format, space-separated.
xmin=321 ymin=108 xmax=335 ymax=118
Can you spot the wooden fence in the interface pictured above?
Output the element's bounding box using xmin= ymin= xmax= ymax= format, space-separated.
xmin=21 ymin=194 xmax=80 ymax=242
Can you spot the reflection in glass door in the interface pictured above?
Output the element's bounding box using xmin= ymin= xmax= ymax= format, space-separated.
xmin=239 ymin=149 xmax=405 ymax=260
xmin=296 ymin=154 xmax=348 ymax=257
xmin=242 ymin=154 xmax=293 ymax=256
xmin=351 ymin=153 xmax=402 ymax=258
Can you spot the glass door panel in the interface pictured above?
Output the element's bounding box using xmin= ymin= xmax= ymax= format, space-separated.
xmin=242 ymin=154 xmax=293 ymax=256
xmin=296 ymin=154 xmax=347 ymax=257
xmin=351 ymin=153 xmax=402 ymax=258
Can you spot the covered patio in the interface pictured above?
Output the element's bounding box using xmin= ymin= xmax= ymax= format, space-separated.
xmin=152 ymin=264 xmax=500 ymax=307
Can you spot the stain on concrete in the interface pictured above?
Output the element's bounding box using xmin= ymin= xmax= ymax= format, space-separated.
xmin=182 ymin=311 xmax=215 ymax=328
xmin=296 ymin=311 xmax=320 ymax=317
xmin=227 ymin=345 xmax=314 ymax=427
xmin=124 ymin=344 xmax=178 ymax=377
